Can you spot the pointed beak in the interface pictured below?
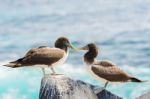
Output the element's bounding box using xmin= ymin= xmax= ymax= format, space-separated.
xmin=79 ymin=45 xmax=89 ymax=51
xmin=67 ymin=43 xmax=80 ymax=51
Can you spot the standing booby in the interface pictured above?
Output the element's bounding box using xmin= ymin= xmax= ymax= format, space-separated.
xmin=4 ymin=37 xmax=77 ymax=75
xmin=80 ymin=43 xmax=144 ymax=88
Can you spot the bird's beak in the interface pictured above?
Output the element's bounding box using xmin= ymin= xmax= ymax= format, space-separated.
xmin=79 ymin=45 xmax=89 ymax=51
xmin=67 ymin=43 xmax=80 ymax=51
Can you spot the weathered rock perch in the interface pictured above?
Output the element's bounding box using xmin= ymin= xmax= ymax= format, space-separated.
xmin=39 ymin=75 xmax=122 ymax=99
xmin=137 ymin=91 xmax=150 ymax=99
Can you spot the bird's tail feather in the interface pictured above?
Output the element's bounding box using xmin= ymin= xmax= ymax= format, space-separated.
xmin=3 ymin=57 xmax=24 ymax=68
xmin=130 ymin=77 xmax=147 ymax=82
xmin=3 ymin=62 xmax=21 ymax=68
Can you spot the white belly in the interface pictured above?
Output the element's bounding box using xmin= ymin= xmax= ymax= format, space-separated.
xmin=51 ymin=51 xmax=68 ymax=66
xmin=86 ymin=65 xmax=107 ymax=83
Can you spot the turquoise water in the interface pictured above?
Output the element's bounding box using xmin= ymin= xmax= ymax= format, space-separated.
xmin=0 ymin=0 xmax=150 ymax=99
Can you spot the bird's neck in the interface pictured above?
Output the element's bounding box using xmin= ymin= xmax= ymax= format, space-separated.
xmin=62 ymin=47 xmax=68 ymax=52
xmin=56 ymin=46 xmax=68 ymax=52
xmin=84 ymin=50 xmax=97 ymax=65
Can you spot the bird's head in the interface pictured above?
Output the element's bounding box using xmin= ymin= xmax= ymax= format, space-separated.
xmin=79 ymin=43 xmax=99 ymax=58
xmin=55 ymin=37 xmax=78 ymax=51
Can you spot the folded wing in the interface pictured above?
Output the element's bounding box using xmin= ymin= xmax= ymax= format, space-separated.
xmin=6 ymin=47 xmax=65 ymax=67
xmin=92 ymin=60 xmax=130 ymax=82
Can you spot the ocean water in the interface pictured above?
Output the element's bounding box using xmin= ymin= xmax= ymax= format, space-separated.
xmin=0 ymin=0 xmax=150 ymax=99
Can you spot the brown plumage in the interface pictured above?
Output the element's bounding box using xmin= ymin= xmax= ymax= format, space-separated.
xmin=80 ymin=43 xmax=144 ymax=88
xmin=4 ymin=37 xmax=76 ymax=74
xmin=92 ymin=60 xmax=135 ymax=82
xmin=5 ymin=47 xmax=65 ymax=68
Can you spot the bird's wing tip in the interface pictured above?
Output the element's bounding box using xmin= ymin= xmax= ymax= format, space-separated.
xmin=2 ymin=63 xmax=15 ymax=68
xmin=3 ymin=64 xmax=11 ymax=67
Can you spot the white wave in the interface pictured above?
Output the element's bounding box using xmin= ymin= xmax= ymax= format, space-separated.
xmin=0 ymin=61 xmax=150 ymax=99
xmin=0 ymin=61 xmax=20 ymax=79
xmin=122 ymin=65 xmax=150 ymax=73
xmin=57 ymin=64 xmax=87 ymax=75
xmin=1 ymin=61 xmax=149 ymax=81
xmin=0 ymin=61 xmax=85 ymax=78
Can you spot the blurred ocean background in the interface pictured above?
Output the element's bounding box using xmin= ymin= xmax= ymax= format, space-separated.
xmin=0 ymin=0 xmax=150 ymax=99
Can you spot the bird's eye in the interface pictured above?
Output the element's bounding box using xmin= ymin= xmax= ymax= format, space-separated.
xmin=64 ymin=41 xmax=69 ymax=46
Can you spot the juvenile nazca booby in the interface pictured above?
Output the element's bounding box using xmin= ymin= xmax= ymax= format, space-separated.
xmin=80 ymin=43 xmax=144 ymax=88
xmin=4 ymin=37 xmax=77 ymax=75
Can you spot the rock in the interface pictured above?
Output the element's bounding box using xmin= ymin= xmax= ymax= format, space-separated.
xmin=137 ymin=91 xmax=150 ymax=99
xmin=39 ymin=74 xmax=122 ymax=99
